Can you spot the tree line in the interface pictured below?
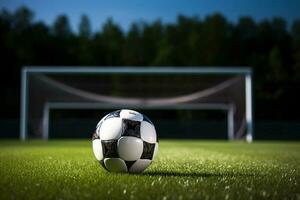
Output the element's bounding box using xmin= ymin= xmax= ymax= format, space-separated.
xmin=0 ymin=6 xmax=299 ymax=120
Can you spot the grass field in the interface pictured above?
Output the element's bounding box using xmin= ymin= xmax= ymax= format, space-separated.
xmin=0 ymin=140 xmax=299 ymax=199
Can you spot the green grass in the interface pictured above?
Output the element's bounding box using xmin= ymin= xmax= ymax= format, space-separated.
xmin=0 ymin=140 xmax=300 ymax=199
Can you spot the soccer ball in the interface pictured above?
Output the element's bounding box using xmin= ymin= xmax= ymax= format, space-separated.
xmin=92 ymin=109 xmax=158 ymax=173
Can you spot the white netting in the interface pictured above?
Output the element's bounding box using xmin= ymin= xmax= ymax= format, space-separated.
xmin=24 ymin=68 xmax=249 ymax=139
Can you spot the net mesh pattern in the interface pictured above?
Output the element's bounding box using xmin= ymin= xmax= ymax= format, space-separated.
xmin=27 ymin=72 xmax=246 ymax=138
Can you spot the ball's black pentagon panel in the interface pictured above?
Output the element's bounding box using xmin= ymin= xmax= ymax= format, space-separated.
xmin=122 ymin=119 xmax=141 ymax=138
xmin=92 ymin=132 xmax=100 ymax=140
xmin=141 ymin=141 xmax=156 ymax=160
xmin=125 ymin=161 xmax=136 ymax=170
xmin=104 ymin=110 xmax=121 ymax=120
xmin=101 ymin=140 xmax=119 ymax=158
xmin=142 ymin=114 xmax=153 ymax=125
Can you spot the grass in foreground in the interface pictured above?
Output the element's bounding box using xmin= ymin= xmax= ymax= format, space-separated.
xmin=0 ymin=140 xmax=299 ymax=199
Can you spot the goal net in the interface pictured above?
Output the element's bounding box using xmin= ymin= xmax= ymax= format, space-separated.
xmin=20 ymin=67 xmax=253 ymax=141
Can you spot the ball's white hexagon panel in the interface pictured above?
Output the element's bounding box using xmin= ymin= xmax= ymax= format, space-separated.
xmin=117 ymin=136 xmax=143 ymax=161
xmin=129 ymin=159 xmax=152 ymax=173
xmin=120 ymin=109 xmax=143 ymax=121
xmin=104 ymin=158 xmax=128 ymax=173
xmin=153 ymin=142 xmax=159 ymax=159
xmin=92 ymin=139 xmax=103 ymax=161
xmin=140 ymin=121 xmax=157 ymax=143
xmin=99 ymin=118 xmax=122 ymax=140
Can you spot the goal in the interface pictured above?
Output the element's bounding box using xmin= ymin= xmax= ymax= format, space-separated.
xmin=20 ymin=66 xmax=253 ymax=141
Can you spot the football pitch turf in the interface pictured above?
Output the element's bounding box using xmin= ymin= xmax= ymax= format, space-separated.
xmin=0 ymin=140 xmax=299 ymax=199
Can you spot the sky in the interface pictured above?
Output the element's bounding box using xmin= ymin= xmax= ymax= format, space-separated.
xmin=1 ymin=0 xmax=300 ymax=32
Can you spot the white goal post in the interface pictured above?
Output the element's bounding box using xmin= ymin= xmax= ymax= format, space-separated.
xmin=20 ymin=66 xmax=253 ymax=142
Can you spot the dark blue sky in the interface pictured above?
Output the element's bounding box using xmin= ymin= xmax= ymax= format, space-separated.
xmin=1 ymin=0 xmax=300 ymax=32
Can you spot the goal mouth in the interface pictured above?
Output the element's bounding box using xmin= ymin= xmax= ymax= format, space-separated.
xmin=37 ymin=74 xmax=241 ymax=105
xmin=46 ymin=103 xmax=234 ymax=140
xmin=20 ymin=66 xmax=253 ymax=142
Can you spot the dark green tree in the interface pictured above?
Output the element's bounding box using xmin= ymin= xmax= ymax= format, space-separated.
xmin=199 ymin=13 xmax=232 ymax=65
xmin=13 ymin=6 xmax=34 ymax=32
xmin=142 ymin=20 xmax=163 ymax=65
xmin=233 ymin=17 xmax=258 ymax=65
xmin=153 ymin=24 xmax=178 ymax=65
xmin=79 ymin=14 xmax=91 ymax=39
xmin=100 ymin=18 xmax=124 ymax=65
xmin=123 ymin=22 xmax=143 ymax=65
xmin=77 ymin=15 xmax=93 ymax=64
xmin=52 ymin=15 xmax=72 ymax=38
xmin=292 ymin=20 xmax=300 ymax=79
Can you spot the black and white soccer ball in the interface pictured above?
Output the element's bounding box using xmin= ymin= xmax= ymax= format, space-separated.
xmin=92 ymin=109 xmax=158 ymax=173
